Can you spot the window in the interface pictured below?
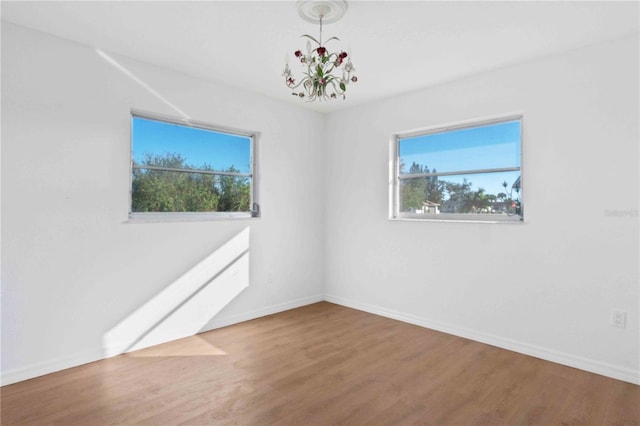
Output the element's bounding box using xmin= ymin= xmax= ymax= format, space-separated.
xmin=391 ymin=115 xmax=522 ymax=222
xmin=130 ymin=111 xmax=259 ymax=220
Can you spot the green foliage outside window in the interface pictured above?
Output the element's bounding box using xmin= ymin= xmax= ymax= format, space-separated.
xmin=400 ymin=161 xmax=520 ymax=215
xmin=132 ymin=153 xmax=250 ymax=213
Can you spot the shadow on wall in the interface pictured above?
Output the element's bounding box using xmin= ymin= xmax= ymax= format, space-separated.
xmin=102 ymin=227 xmax=250 ymax=357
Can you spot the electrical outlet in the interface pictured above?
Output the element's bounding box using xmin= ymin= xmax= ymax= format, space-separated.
xmin=611 ymin=310 xmax=627 ymax=328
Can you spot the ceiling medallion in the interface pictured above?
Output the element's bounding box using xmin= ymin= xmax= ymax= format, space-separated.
xmin=283 ymin=0 xmax=357 ymax=101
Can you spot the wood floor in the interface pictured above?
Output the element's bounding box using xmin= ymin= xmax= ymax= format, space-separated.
xmin=2 ymin=302 xmax=639 ymax=425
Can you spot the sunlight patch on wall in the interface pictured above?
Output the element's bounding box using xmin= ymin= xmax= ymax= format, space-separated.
xmin=95 ymin=48 xmax=191 ymax=120
xmin=102 ymin=227 xmax=250 ymax=357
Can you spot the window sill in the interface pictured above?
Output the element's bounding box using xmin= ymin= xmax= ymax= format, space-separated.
xmin=390 ymin=213 xmax=523 ymax=224
xmin=126 ymin=212 xmax=259 ymax=224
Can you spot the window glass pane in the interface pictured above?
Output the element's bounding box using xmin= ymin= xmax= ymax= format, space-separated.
xmin=399 ymin=171 xmax=521 ymax=217
xmin=130 ymin=113 xmax=257 ymax=218
xmin=132 ymin=169 xmax=251 ymax=213
xmin=132 ymin=116 xmax=251 ymax=173
xmin=399 ymin=120 xmax=520 ymax=174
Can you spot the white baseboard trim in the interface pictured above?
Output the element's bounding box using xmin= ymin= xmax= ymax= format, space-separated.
xmin=324 ymin=294 xmax=640 ymax=385
xmin=202 ymin=294 xmax=324 ymax=332
xmin=1 ymin=349 xmax=106 ymax=387
xmin=1 ymin=294 xmax=324 ymax=387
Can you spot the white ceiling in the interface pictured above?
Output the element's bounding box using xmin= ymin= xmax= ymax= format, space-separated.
xmin=2 ymin=1 xmax=638 ymax=113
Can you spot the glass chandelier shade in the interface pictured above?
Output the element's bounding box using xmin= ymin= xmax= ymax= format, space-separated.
xmin=283 ymin=14 xmax=357 ymax=101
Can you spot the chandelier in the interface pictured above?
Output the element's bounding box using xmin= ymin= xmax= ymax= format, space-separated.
xmin=283 ymin=0 xmax=357 ymax=101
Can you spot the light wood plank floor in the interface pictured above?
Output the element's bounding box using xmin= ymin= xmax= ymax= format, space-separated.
xmin=2 ymin=302 xmax=639 ymax=425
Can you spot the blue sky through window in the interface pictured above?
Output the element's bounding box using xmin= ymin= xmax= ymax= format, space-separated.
xmin=399 ymin=120 xmax=521 ymax=197
xmin=132 ymin=117 xmax=251 ymax=174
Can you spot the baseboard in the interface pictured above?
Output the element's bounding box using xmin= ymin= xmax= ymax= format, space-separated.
xmin=202 ymin=294 xmax=324 ymax=331
xmin=324 ymin=294 xmax=640 ymax=385
xmin=102 ymin=321 xmax=217 ymax=358
xmin=1 ymin=294 xmax=324 ymax=387
xmin=1 ymin=349 xmax=106 ymax=387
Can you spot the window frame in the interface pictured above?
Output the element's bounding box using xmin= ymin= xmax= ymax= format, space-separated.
xmin=390 ymin=114 xmax=523 ymax=223
xmin=129 ymin=109 xmax=260 ymax=221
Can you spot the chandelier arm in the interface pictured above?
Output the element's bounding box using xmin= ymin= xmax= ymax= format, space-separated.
xmin=301 ymin=34 xmax=320 ymax=45
xmin=324 ymin=63 xmax=336 ymax=76
xmin=326 ymin=51 xmax=346 ymax=75
xmin=287 ymin=78 xmax=308 ymax=91
xmin=328 ymin=79 xmax=345 ymax=96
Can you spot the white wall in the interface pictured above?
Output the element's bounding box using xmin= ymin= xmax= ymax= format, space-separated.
xmin=2 ymin=22 xmax=639 ymax=386
xmin=1 ymin=22 xmax=325 ymax=384
xmin=324 ymin=35 xmax=639 ymax=384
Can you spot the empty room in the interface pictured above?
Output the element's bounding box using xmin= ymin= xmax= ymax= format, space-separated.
xmin=1 ymin=0 xmax=639 ymax=424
